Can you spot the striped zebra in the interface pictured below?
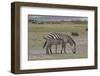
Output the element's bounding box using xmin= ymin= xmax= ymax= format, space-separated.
xmin=43 ymin=32 xmax=76 ymax=54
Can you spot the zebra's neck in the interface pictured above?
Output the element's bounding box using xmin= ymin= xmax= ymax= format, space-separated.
xmin=67 ymin=36 xmax=76 ymax=47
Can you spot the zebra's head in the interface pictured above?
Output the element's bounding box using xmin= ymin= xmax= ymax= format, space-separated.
xmin=72 ymin=46 xmax=76 ymax=54
xmin=67 ymin=36 xmax=76 ymax=54
xmin=68 ymin=41 xmax=76 ymax=54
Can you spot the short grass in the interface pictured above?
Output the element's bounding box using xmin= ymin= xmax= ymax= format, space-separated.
xmin=28 ymin=22 xmax=88 ymax=60
xmin=29 ymin=53 xmax=87 ymax=61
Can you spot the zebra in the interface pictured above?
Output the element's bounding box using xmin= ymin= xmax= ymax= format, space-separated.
xmin=43 ymin=32 xmax=76 ymax=54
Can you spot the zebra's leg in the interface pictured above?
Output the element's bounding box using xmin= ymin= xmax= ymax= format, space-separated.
xmin=61 ymin=44 xmax=66 ymax=54
xmin=49 ymin=47 xmax=52 ymax=54
xmin=61 ymin=48 xmax=63 ymax=54
xmin=64 ymin=44 xmax=66 ymax=53
xmin=46 ymin=46 xmax=49 ymax=54
xmin=49 ymin=45 xmax=52 ymax=54
xmin=61 ymin=44 xmax=64 ymax=54
xmin=55 ymin=45 xmax=57 ymax=54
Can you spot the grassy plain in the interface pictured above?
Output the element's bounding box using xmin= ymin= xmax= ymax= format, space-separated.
xmin=28 ymin=22 xmax=88 ymax=60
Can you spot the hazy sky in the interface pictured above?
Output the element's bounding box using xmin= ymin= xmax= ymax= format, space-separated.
xmin=28 ymin=15 xmax=88 ymax=21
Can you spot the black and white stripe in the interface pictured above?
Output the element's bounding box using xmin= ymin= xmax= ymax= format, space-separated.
xmin=48 ymin=32 xmax=63 ymax=40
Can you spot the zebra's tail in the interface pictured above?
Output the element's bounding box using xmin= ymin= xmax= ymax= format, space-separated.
xmin=43 ymin=36 xmax=47 ymax=49
xmin=43 ymin=40 xmax=47 ymax=49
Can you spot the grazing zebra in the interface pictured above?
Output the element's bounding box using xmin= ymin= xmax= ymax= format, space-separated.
xmin=43 ymin=32 xmax=76 ymax=54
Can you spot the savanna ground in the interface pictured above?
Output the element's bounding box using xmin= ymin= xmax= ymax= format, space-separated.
xmin=28 ymin=21 xmax=88 ymax=60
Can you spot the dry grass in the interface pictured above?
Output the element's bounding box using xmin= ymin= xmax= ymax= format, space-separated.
xmin=28 ymin=22 xmax=88 ymax=60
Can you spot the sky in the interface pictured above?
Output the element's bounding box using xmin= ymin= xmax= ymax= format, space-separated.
xmin=28 ymin=15 xmax=88 ymax=21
